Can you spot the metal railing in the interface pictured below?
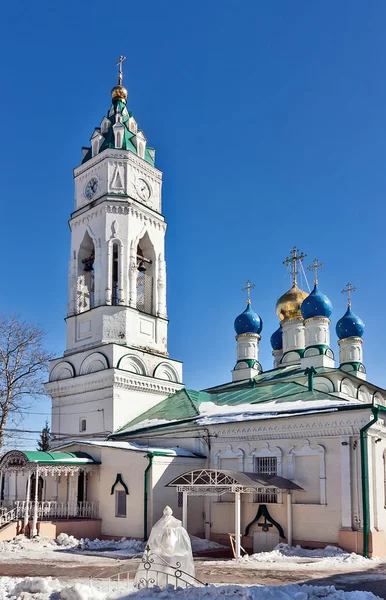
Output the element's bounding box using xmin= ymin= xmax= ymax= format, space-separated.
xmin=90 ymin=546 xmax=207 ymax=593
xmin=14 ymin=501 xmax=99 ymax=520
xmin=0 ymin=507 xmax=17 ymax=527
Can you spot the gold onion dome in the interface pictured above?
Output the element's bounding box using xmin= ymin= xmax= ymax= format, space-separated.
xmin=111 ymin=84 xmax=128 ymax=102
xmin=276 ymin=284 xmax=308 ymax=321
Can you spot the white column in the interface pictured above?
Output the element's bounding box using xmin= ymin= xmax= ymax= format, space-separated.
xmin=286 ymin=493 xmax=293 ymax=547
xmin=32 ymin=465 xmax=39 ymax=537
xmin=105 ymin=241 xmax=112 ymax=304
xmin=182 ymin=491 xmax=188 ymax=530
xmin=129 ymin=242 xmax=137 ymax=307
xmin=118 ymin=242 xmax=124 ymax=304
xmin=234 ymin=492 xmax=241 ymax=559
xmin=24 ymin=473 xmax=31 ymax=531
xmin=204 ymin=497 xmax=211 ymax=540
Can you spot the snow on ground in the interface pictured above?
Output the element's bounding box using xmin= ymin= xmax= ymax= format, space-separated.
xmin=0 ymin=534 xmax=225 ymax=562
xmin=0 ymin=577 xmax=380 ymax=600
xmin=211 ymin=544 xmax=384 ymax=571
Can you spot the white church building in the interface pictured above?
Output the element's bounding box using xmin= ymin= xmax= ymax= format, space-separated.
xmin=1 ymin=62 xmax=386 ymax=559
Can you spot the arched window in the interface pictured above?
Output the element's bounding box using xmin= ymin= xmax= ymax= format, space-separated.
xmin=77 ymin=232 xmax=95 ymax=313
xmin=116 ymin=132 xmax=121 ymax=148
xmin=136 ymin=233 xmax=155 ymax=315
xmin=138 ymin=143 xmax=144 ymax=158
xmin=112 ymin=242 xmax=119 ymax=306
xmin=93 ymin=141 xmax=98 ymax=156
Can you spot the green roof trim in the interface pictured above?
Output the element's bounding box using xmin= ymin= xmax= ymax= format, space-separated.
xmin=22 ymin=451 xmax=100 ymax=465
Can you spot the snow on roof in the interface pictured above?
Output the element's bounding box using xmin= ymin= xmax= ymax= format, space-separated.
xmin=195 ymin=398 xmax=365 ymax=426
xmin=54 ymin=439 xmax=203 ymax=458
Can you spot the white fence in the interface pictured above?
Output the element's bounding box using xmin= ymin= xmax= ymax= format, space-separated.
xmin=12 ymin=501 xmax=99 ymax=520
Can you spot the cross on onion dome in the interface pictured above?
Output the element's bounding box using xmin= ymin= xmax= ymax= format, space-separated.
xmin=341 ymin=282 xmax=357 ymax=307
xmin=116 ymin=55 xmax=126 ymax=85
xmin=242 ymin=280 xmax=255 ymax=305
xmin=307 ymin=258 xmax=324 ymax=285
xmin=283 ymin=246 xmax=307 ymax=286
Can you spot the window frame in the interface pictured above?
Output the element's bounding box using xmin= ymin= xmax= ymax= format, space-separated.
xmin=115 ymin=490 xmax=127 ymax=518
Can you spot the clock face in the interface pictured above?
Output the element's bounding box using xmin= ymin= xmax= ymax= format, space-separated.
xmin=136 ymin=178 xmax=151 ymax=202
xmin=84 ymin=177 xmax=99 ymax=200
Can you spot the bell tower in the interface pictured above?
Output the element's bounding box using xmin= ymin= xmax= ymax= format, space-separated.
xmin=46 ymin=59 xmax=183 ymax=442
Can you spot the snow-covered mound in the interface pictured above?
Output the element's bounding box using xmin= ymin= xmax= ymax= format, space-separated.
xmin=0 ymin=534 xmax=57 ymax=553
xmin=0 ymin=578 xmax=381 ymax=600
xmin=238 ymin=543 xmax=378 ymax=566
xmin=190 ymin=535 xmax=227 ymax=553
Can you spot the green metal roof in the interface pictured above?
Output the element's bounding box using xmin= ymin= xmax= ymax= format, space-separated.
xmin=111 ymin=375 xmax=359 ymax=438
xmin=82 ymin=98 xmax=155 ymax=167
xmin=22 ymin=451 xmax=100 ymax=465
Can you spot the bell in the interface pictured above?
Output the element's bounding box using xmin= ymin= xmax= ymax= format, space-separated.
xmin=137 ymin=260 xmax=146 ymax=274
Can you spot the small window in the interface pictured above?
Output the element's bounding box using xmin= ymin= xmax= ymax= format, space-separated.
xmin=177 ymin=491 xmax=183 ymax=508
xmin=115 ymin=490 xmax=127 ymax=517
xmin=79 ymin=418 xmax=86 ymax=432
xmin=255 ymin=456 xmax=277 ymax=503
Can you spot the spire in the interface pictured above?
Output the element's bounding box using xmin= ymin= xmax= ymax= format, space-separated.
xmin=242 ymin=280 xmax=255 ymax=305
xmin=116 ymin=55 xmax=126 ymax=86
xmin=283 ymin=246 xmax=307 ymax=287
xmin=307 ymin=258 xmax=324 ymax=286
xmin=341 ymin=282 xmax=357 ymax=308
xmin=111 ymin=55 xmax=128 ymax=103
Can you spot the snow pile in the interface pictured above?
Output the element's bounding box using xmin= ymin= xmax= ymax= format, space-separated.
xmin=238 ymin=544 xmax=378 ymax=567
xmin=0 ymin=534 xmax=56 ymax=553
xmin=80 ymin=537 xmax=145 ymax=555
xmin=2 ymin=579 xmax=381 ymax=600
xmin=113 ymin=583 xmax=380 ymax=600
xmin=56 ymin=533 xmax=226 ymax=556
xmin=56 ymin=533 xmax=80 ymax=548
xmin=8 ymin=577 xmax=105 ymax=600
xmin=190 ymin=536 xmax=227 ymax=553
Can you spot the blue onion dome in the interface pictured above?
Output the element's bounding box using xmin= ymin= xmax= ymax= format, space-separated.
xmin=301 ymin=284 xmax=333 ymax=320
xmin=234 ymin=303 xmax=263 ymax=335
xmin=336 ymin=307 xmax=365 ymax=340
xmin=270 ymin=327 xmax=283 ymax=351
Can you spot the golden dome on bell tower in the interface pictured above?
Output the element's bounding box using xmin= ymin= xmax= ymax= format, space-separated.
xmin=277 ymin=246 xmax=308 ymax=321
xmin=276 ymin=284 xmax=308 ymax=321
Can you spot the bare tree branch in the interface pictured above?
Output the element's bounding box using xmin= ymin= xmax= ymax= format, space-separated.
xmin=0 ymin=314 xmax=53 ymax=448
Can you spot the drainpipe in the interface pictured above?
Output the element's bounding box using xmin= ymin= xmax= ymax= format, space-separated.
xmin=143 ymin=451 xmax=173 ymax=541
xmin=359 ymin=404 xmax=386 ymax=557
xmin=305 ymin=366 xmax=316 ymax=391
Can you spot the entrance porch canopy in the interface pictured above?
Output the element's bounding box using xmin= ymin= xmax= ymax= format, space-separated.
xmin=0 ymin=450 xmax=100 ymax=475
xmin=0 ymin=450 xmax=100 ymax=537
xmin=166 ymin=469 xmax=303 ymax=559
xmin=166 ymin=469 xmax=302 ymax=495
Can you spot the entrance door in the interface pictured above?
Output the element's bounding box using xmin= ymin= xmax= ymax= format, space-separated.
xmin=253 ymin=531 xmax=280 ymax=553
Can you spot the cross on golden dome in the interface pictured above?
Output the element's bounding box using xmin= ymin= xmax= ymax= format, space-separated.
xmin=341 ymin=282 xmax=357 ymax=307
xmin=307 ymin=258 xmax=324 ymax=285
xmin=116 ymin=55 xmax=126 ymax=85
xmin=242 ymin=280 xmax=255 ymax=305
xmin=283 ymin=246 xmax=307 ymax=286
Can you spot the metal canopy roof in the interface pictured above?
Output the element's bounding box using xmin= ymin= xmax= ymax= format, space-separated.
xmin=0 ymin=450 xmax=100 ymax=474
xmin=166 ymin=469 xmax=303 ymax=494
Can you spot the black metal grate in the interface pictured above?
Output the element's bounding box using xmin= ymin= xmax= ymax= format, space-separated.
xmin=136 ymin=273 xmax=153 ymax=314
xmin=255 ymin=457 xmax=277 ymax=503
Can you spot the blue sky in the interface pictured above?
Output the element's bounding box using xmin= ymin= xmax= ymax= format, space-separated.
xmin=0 ymin=1 xmax=386 ymax=444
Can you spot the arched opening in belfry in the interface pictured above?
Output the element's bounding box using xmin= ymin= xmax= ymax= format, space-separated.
xmin=112 ymin=242 xmax=119 ymax=306
xmin=136 ymin=233 xmax=155 ymax=315
xmin=77 ymin=231 xmax=95 ymax=313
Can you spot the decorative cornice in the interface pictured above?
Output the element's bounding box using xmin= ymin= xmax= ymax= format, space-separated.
xmin=74 ymin=149 xmax=162 ymax=179
xmin=45 ymin=368 xmax=183 ymax=398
